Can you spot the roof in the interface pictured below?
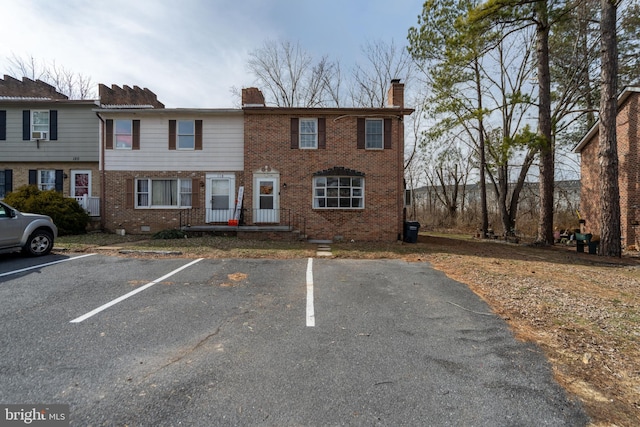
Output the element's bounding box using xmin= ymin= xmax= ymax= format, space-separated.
xmin=0 ymin=96 xmax=99 ymax=105
xmin=574 ymin=86 xmax=640 ymax=153
xmin=95 ymin=107 xmax=243 ymax=116
xmin=242 ymin=106 xmax=415 ymax=117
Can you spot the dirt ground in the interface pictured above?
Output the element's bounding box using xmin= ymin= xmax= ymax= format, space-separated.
xmin=405 ymin=234 xmax=640 ymax=427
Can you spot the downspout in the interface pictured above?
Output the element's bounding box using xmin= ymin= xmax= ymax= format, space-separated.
xmin=95 ymin=112 xmax=106 ymax=231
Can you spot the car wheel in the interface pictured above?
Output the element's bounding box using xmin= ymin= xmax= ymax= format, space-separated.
xmin=22 ymin=229 xmax=54 ymax=256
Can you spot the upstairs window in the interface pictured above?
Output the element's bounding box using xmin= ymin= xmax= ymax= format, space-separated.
xmin=365 ymin=119 xmax=383 ymax=149
xmin=115 ymin=120 xmax=132 ymax=149
xmin=22 ymin=110 xmax=57 ymax=141
xmin=291 ymin=118 xmax=325 ymax=149
xmin=313 ymin=176 xmax=364 ymax=209
xmin=299 ymin=119 xmax=318 ymax=149
xmin=178 ymin=120 xmax=195 ymax=149
xmin=105 ymin=119 xmax=139 ymax=150
xmin=357 ymin=118 xmax=391 ymax=149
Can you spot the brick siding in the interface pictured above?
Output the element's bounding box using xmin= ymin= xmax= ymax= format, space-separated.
xmin=243 ymin=111 xmax=406 ymax=241
xmin=580 ymin=91 xmax=640 ymax=248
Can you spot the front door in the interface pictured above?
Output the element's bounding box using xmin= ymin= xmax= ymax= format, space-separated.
xmin=206 ymin=175 xmax=235 ymax=223
xmin=254 ymin=176 xmax=279 ymax=223
xmin=71 ymin=171 xmax=90 ymax=197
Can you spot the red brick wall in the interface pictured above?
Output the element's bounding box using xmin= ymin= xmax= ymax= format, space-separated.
xmin=243 ymin=111 xmax=405 ymax=241
xmin=580 ymin=92 xmax=640 ymax=248
xmin=102 ymin=170 xmax=211 ymax=234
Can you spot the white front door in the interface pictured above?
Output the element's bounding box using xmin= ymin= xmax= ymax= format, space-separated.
xmin=71 ymin=171 xmax=91 ymax=197
xmin=254 ymin=176 xmax=279 ymax=223
xmin=205 ymin=174 xmax=235 ymax=223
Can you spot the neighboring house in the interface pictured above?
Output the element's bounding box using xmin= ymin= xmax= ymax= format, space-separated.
xmin=574 ymin=86 xmax=640 ymax=248
xmin=241 ymin=80 xmax=413 ymax=241
xmin=97 ymin=84 xmax=244 ymax=233
xmin=0 ymin=75 xmax=100 ymax=215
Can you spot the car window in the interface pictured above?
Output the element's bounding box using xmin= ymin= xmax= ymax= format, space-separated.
xmin=0 ymin=205 xmax=7 ymax=218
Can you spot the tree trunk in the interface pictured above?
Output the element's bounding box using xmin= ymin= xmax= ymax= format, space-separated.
xmin=536 ymin=1 xmax=555 ymax=245
xmin=598 ymin=0 xmax=622 ymax=257
xmin=475 ymin=58 xmax=489 ymax=238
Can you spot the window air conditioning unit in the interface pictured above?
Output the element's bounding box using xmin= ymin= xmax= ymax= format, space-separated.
xmin=32 ymin=131 xmax=48 ymax=140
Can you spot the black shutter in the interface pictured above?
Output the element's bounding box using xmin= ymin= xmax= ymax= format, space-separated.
xmin=23 ymin=110 xmax=30 ymax=140
xmin=132 ymin=120 xmax=140 ymax=150
xmin=195 ymin=120 xmax=203 ymax=150
xmin=50 ymin=110 xmax=58 ymax=140
xmin=105 ymin=119 xmax=114 ymax=149
xmin=357 ymin=118 xmax=365 ymax=149
xmin=4 ymin=170 xmax=12 ymax=193
xmin=55 ymin=170 xmax=64 ymax=192
xmin=0 ymin=110 xmax=6 ymax=140
xmin=384 ymin=118 xmax=392 ymax=149
xmin=168 ymin=120 xmax=176 ymax=150
xmin=318 ymin=118 xmax=326 ymax=149
xmin=290 ymin=118 xmax=299 ymax=149
xmin=29 ymin=170 xmax=37 ymax=185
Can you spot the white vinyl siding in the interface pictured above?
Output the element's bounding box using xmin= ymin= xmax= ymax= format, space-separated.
xmin=104 ymin=114 xmax=243 ymax=171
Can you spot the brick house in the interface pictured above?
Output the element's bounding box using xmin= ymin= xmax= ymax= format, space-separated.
xmin=574 ymin=86 xmax=640 ymax=248
xmin=97 ymin=84 xmax=245 ymax=233
xmin=99 ymin=80 xmax=412 ymax=241
xmin=241 ymin=80 xmax=413 ymax=241
xmin=0 ymin=75 xmax=100 ymax=215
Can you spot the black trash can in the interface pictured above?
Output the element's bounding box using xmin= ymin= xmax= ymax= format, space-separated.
xmin=404 ymin=221 xmax=420 ymax=243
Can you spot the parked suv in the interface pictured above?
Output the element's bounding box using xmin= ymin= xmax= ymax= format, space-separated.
xmin=0 ymin=201 xmax=58 ymax=256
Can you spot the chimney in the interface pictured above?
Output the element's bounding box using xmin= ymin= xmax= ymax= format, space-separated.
xmin=99 ymin=83 xmax=164 ymax=108
xmin=0 ymin=75 xmax=68 ymax=99
xmin=387 ymin=79 xmax=404 ymax=108
xmin=242 ymin=87 xmax=265 ymax=107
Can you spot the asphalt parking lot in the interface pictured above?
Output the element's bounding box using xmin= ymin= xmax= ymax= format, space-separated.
xmin=0 ymin=253 xmax=588 ymax=426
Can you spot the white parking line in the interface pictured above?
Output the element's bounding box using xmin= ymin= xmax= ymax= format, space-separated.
xmin=70 ymin=258 xmax=203 ymax=323
xmin=0 ymin=254 xmax=96 ymax=278
xmin=306 ymin=257 xmax=315 ymax=327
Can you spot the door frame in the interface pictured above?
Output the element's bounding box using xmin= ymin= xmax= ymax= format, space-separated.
xmin=205 ymin=173 xmax=236 ymax=223
xmin=253 ymin=172 xmax=280 ymax=223
xmin=70 ymin=170 xmax=91 ymax=197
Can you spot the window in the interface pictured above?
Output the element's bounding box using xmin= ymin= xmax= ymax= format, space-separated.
xmin=31 ymin=110 xmax=50 ymax=140
xmin=115 ymin=120 xmax=133 ymax=149
xmin=299 ymin=119 xmax=317 ymax=149
xmin=365 ymin=119 xmax=383 ymax=149
xmin=38 ymin=170 xmax=56 ymax=191
xmin=177 ymin=120 xmax=195 ymax=149
xmin=136 ymin=178 xmax=192 ymax=208
xmin=313 ymin=176 xmax=364 ymax=209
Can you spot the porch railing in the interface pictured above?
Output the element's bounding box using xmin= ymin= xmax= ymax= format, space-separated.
xmin=73 ymin=195 xmax=100 ymax=217
xmin=179 ymin=208 xmax=306 ymax=236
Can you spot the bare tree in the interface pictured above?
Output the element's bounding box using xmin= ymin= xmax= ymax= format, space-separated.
xmin=6 ymin=54 xmax=94 ymax=99
xmin=246 ymin=40 xmax=341 ymax=107
xmin=349 ymin=39 xmax=414 ymax=108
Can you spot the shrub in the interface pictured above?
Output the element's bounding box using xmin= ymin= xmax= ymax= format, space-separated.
xmin=4 ymin=185 xmax=90 ymax=235
xmin=152 ymin=229 xmax=186 ymax=239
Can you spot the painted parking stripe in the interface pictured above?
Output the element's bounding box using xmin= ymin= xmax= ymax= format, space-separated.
xmin=0 ymin=253 xmax=96 ymax=278
xmin=306 ymin=257 xmax=315 ymax=327
xmin=70 ymin=258 xmax=203 ymax=323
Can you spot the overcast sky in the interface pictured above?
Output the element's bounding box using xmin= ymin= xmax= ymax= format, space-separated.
xmin=1 ymin=0 xmax=424 ymax=107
